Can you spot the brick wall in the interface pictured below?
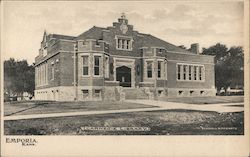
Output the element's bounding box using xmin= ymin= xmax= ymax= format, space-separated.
xmin=167 ymin=56 xmax=215 ymax=89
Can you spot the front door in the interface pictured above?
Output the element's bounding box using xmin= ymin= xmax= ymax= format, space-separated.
xmin=116 ymin=66 xmax=131 ymax=87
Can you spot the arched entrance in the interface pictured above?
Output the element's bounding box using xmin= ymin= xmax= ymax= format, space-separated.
xmin=116 ymin=66 xmax=131 ymax=87
xmin=114 ymin=58 xmax=135 ymax=88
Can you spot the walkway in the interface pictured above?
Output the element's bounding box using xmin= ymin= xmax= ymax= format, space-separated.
xmin=4 ymin=107 xmax=164 ymax=121
xmin=4 ymin=100 xmax=244 ymax=121
xmin=126 ymin=100 xmax=244 ymax=113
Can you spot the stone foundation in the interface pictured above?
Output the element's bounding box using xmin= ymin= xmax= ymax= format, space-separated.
xmin=35 ymin=86 xmax=75 ymax=101
xmin=35 ymin=86 xmax=216 ymax=101
xmin=166 ymin=88 xmax=216 ymax=97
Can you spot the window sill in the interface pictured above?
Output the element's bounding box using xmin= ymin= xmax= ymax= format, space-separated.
xmin=116 ymin=48 xmax=133 ymax=51
xmin=156 ymin=78 xmax=167 ymax=80
xmin=93 ymin=75 xmax=103 ymax=78
xmin=81 ymin=75 xmax=90 ymax=77
xmin=177 ymin=79 xmax=205 ymax=82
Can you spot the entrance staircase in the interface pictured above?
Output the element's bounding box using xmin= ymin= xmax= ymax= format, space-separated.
xmin=122 ymin=88 xmax=149 ymax=100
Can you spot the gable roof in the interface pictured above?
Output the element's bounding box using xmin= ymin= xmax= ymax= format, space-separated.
xmin=138 ymin=33 xmax=190 ymax=53
xmin=76 ymin=26 xmax=106 ymax=40
xmin=75 ymin=26 xmax=191 ymax=53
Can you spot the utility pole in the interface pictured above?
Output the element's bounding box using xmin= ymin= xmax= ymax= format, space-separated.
xmin=73 ymin=43 xmax=78 ymax=101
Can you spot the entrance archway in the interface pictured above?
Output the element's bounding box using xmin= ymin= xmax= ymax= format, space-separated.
xmin=116 ymin=66 xmax=131 ymax=87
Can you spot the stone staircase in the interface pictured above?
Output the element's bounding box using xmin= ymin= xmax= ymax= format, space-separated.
xmin=122 ymin=88 xmax=149 ymax=100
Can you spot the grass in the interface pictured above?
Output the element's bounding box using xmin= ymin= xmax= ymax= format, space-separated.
xmin=4 ymin=101 xmax=156 ymax=116
xmin=159 ymin=96 xmax=244 ymax=104
xmin=4 ymin=110 xmax=244 ymax=135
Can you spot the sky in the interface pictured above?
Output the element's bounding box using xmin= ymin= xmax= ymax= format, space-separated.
xmin=2 ymin=1 xmax=244 ymax=64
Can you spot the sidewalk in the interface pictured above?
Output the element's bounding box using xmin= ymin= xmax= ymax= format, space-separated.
xmin=126 ymin=100 xmax=244 ymax=113
xmin=4 ymin=100 xmax=244 ymax=121
xmin=4 ymin=107 xmax=164 ymax=121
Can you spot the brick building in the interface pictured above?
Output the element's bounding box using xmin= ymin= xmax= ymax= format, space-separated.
xmin=34 ymin=14 xmax=216 ymax=101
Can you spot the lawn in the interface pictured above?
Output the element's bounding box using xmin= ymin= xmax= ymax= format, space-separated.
xmin=159 ymin=96 xmax=244 ymax=104
xmin=4 ymin=101 xmax=156 ymax=116
xmin=4 ymin=110 xmax=244 ymax=135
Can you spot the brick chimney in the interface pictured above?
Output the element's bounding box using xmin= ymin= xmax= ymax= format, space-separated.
xmin=190 ymin=43 xmax=199 ymax=54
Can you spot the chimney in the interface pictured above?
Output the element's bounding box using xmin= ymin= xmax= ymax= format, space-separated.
xmin=190 ymin=43 xmax=199 ymax=54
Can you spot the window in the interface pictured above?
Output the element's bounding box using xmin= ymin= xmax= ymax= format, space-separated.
xmin=94 ymin=89 xmax=101 ymax=98
xmin=194 ymin=66 xmax=197 ymax=80
xmin=82 ymin=90 xmax=89 ymax=99
xmin=165 ymin=61 xmax=168 ymax=80
xmin=178 ymin=91 xmax=183 ymax=95
xmin=94 ymin=56 xmax=100 ymax=76
xmin=158 ymin=90 xmax=163 ymax=96
xmin=51 ymin=64 xmax=54 ymax=80
xmin=104 ymin=56 xmax=109 ymax=78
xmin=177 ymin=64 xmax=204 ymax=81
xmin=118 ymin=39 xmax=122 ymax=49
xmin=146 ymin=61 xmax=153 ymax=78
xmin=46 ymin=63 xmax=48 ymax=84
xmin=177 ymin=65 xmax=181 ymax=80
xmin=200 ymin=91 xmax=205 ymax=95
xmin=183 ymin=65 xmax=187 ymax=80
xmin=158 ymin=49 xmax=163 ymax=54
xmin=35 ymin=68 xmax=37 ymax=86
xmin=199 ymin=66 xmax=202 ymax=80
xmin=82 ymin=56 xmax=89 ymax=76
xmin=126 ymin=40 xmax=130 ymax=49
xmin=189 ymin=66 xmax=192 ymax=80
xmin=116 ymin=36 xmax=132 ymax=50
xmin=37 ymin=66 xmax=40 ymax=85
xmin=121 ymin=40 xmax=125 ymax=49
xmin=157 ymin=61 xmax=162 ymax=78
xmin=157 ymin=60 xmax=164 ymax=78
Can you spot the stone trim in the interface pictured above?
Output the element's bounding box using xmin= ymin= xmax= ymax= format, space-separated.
xmin=168 ymin=59 xmax=214 ymax=65
xmin=115 ymin=35 xmax=133 ymax=51
xmin=114 ymin=57 xmax=135 ymax=88
xmin=79 ymin=53 xmax=90 ymax=77
xmin=58 ymin=39 xmax=76 ymax=43
xmin=167 ymin=50 xmax=215 ymax=58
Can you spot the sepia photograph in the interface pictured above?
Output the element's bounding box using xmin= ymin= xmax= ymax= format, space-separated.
xmin=1 ymin=0 xmax=249 ymax=156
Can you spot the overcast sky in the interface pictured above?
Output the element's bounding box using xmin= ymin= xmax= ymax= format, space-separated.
xmin=2 ymin=1 xmax=244 ymax=64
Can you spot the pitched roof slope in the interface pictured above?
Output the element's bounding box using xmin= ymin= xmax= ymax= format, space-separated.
xmin=76 ymin=26 xmax=191 ymax=53
xmin=138 ymin=33 xmax=190 ymax=53
xmin=50 ymin=34 xmax=76 ymax=40
xmin=76 ymin=26 xmax=105 ymax=40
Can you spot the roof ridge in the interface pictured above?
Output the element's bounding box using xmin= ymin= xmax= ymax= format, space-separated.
xmin=51 ymin=34 xmax=76 ymax=37
xmin=93 ymin=26 xmax=107 ymax=29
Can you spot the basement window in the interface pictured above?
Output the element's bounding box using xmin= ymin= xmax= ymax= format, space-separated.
xmin=200 ymin=91 xmax=205 ymax=95
xmin=94 ymin=89 xmax=101 ymax=98
xmin=82 ymin=90 xmax=89 ymax=99
xmin=158 ymin=90 xmax=163 ymax=96
xmin=178 ymin=91 xmax=183 ymax=95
